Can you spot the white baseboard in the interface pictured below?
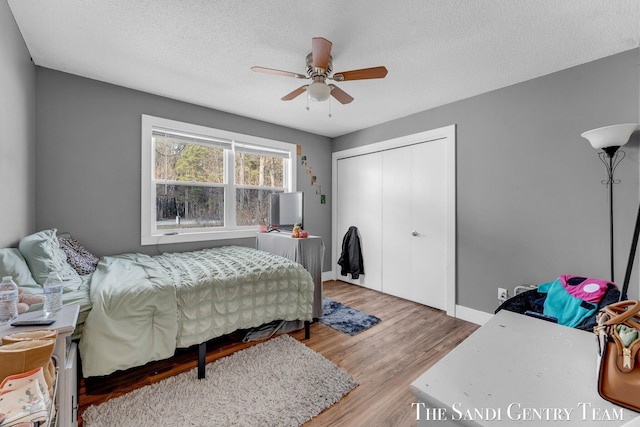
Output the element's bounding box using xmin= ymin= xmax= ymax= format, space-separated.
xmin=454 ymin=304 xmax=494 ymax=325
xmin=322 ymin=271 xmax=333 ymax=282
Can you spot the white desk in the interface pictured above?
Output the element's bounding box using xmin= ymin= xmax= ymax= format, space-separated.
xmin=1 ymin=304 xmax=80 ymax=427
xmin=410 ymin=310 xmax=640 ymax=426
xmin=256 ymin=232 xmax=324 ymax=318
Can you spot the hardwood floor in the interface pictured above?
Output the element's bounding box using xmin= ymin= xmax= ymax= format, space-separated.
xmin=78 ymin=280 xmax=478 ymax=426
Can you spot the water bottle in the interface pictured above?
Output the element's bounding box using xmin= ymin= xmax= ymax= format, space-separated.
xmin=43 ymin=272 xmax=63 ymax=316
xmin=0 ymin=276 xmax=19 ymax=324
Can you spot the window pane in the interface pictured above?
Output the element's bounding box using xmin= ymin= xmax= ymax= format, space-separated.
xmin=235 ymin=152 xmax=284 ymax=188
xmin=156 ymin=184 xmax=224 ymax=229
xmin=236 ymin=188 xmax=278 ymax=226
xmin=155 ymin=137 xmax=224 ymax=183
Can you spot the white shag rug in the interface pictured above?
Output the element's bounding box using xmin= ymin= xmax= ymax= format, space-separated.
xmin=82 ymin=335 xmax=357 ymax=427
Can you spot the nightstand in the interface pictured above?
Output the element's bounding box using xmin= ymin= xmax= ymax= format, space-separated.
xmin=0 ymin=304 xmax=80 ymax=427
xmin=256 ymin=232 xmax=324 ymax=318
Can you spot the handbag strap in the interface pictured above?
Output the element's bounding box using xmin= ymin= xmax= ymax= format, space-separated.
xmin=603 ymin=300 xmax=640 ymax=327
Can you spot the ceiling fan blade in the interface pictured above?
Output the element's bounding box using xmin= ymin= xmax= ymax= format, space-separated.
xmin=311 ymin=37 xmax=332 ymax=70
xmin=251 ymin=66 xmax=307 ymax=79
xmin=332 ymin=66 xmax=388 ymax=81
xmin=281 ymin=85 xmax=307 ymax=101
xmin=328 ymin=84 xmax=354 ymax=104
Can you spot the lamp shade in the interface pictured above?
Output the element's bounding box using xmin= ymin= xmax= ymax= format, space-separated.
xmin=581 ymin=123 xmax=639 ymax=150
xmin=307 ymin=82 xmax=331 ymax=102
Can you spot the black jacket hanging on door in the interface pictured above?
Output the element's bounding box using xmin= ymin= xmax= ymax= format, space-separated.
xmin=338 ymin=226 xmax=364 ymax=279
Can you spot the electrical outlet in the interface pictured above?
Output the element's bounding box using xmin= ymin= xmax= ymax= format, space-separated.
xmin=498 ymin=288 xmax=508 ymax=303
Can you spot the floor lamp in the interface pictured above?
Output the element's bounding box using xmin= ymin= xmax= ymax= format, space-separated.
xmin=581 ymin=123 xmax=639 ymax=295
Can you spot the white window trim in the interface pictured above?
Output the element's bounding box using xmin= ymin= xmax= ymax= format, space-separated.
xmin=141 ymin=114 xmax=296 ymax=245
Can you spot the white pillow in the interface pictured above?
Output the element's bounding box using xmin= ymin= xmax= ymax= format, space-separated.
xmin=0 ymin=248 xmax=40 ymax=291
xmin=18 ymin=229 xmax=81 ymax=285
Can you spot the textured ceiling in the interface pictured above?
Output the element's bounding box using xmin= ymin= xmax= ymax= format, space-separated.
xmin=7 ymin=0 xmax=640 ymax=138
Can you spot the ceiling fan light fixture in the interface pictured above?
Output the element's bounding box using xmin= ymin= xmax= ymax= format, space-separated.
xmin=307 ymin=81 xmax=331 ymax=102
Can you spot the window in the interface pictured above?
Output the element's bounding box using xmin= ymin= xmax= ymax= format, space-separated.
xmin=141 ymin=115 xmax=296 ymax=244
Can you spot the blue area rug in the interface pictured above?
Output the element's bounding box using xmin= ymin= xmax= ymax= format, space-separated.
xmin=319 ymin=297 xmax=381 ymax=335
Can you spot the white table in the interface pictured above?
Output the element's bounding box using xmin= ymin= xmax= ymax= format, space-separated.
xmin=410 ymin=310 xmax=640 ymax=426
xmin=256 ymin=232 xmax=324 ymax=318
xmin=1 ymin=304 xmax=80 ymax=427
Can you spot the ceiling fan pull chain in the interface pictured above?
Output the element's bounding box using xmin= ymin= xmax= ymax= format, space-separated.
xmin=328 ymin=96 xmax=332 ymax=118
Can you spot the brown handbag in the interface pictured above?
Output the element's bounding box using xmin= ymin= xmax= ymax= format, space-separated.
xmin=595 ymin=300 xmax=640 ymax=412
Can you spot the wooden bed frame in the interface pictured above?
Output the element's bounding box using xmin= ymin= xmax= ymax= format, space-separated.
xmin=196 ymin=321 xmax=311 ymax=379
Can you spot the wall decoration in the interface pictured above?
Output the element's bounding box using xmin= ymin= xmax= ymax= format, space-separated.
xmin=297 ymin=148 xmax=325 ymax=205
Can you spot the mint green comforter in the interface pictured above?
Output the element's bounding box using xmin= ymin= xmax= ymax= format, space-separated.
xmin=79 ymin=246 xmax=314 ymax=377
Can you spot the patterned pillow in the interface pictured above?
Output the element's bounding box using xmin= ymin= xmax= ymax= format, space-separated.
xmin=58 ymin=236 xmax=99 ymax=276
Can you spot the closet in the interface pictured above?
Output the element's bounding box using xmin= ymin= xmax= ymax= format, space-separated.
xmin=332 ymin=125 xmax=456 ymax=314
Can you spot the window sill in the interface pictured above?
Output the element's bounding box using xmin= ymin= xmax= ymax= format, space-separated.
xmin=141 ymin=228 xmax=259 ymax=245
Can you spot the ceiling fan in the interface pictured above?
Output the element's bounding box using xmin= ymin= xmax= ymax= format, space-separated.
xmin=251 ymin=37 xmax=388 ymax=105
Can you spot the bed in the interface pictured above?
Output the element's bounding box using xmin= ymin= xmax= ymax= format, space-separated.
xmin=0 ymin=229 xmax=314 ymax=378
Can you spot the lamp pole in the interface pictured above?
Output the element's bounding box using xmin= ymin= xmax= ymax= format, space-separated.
xmin=599 ymin=146 xmax=624 ymax=283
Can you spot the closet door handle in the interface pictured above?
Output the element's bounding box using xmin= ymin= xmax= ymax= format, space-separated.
xmin=411 ymin=231 xmax=419 ymax=237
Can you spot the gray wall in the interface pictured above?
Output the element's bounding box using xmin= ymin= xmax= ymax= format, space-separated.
xmin=334 ymin=50 xmax=640 ymax=314
xmin=34 ymin=68 xmax=333 ymax=269
xmin=0 ymin=1 xmax=36 ymax=247
xmin=11 ymin=15 xmax=640 ymax=315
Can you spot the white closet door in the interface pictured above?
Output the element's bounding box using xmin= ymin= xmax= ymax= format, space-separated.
xmin=382 ymin=140 xmax=448 ymax=310
xmin=381 ymin=147 xmax=413 ymax=300
xmin=336 ymin=153 xmax=382 ymax=292
xmin=333 ymin=124 xmax=455 ymax=315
